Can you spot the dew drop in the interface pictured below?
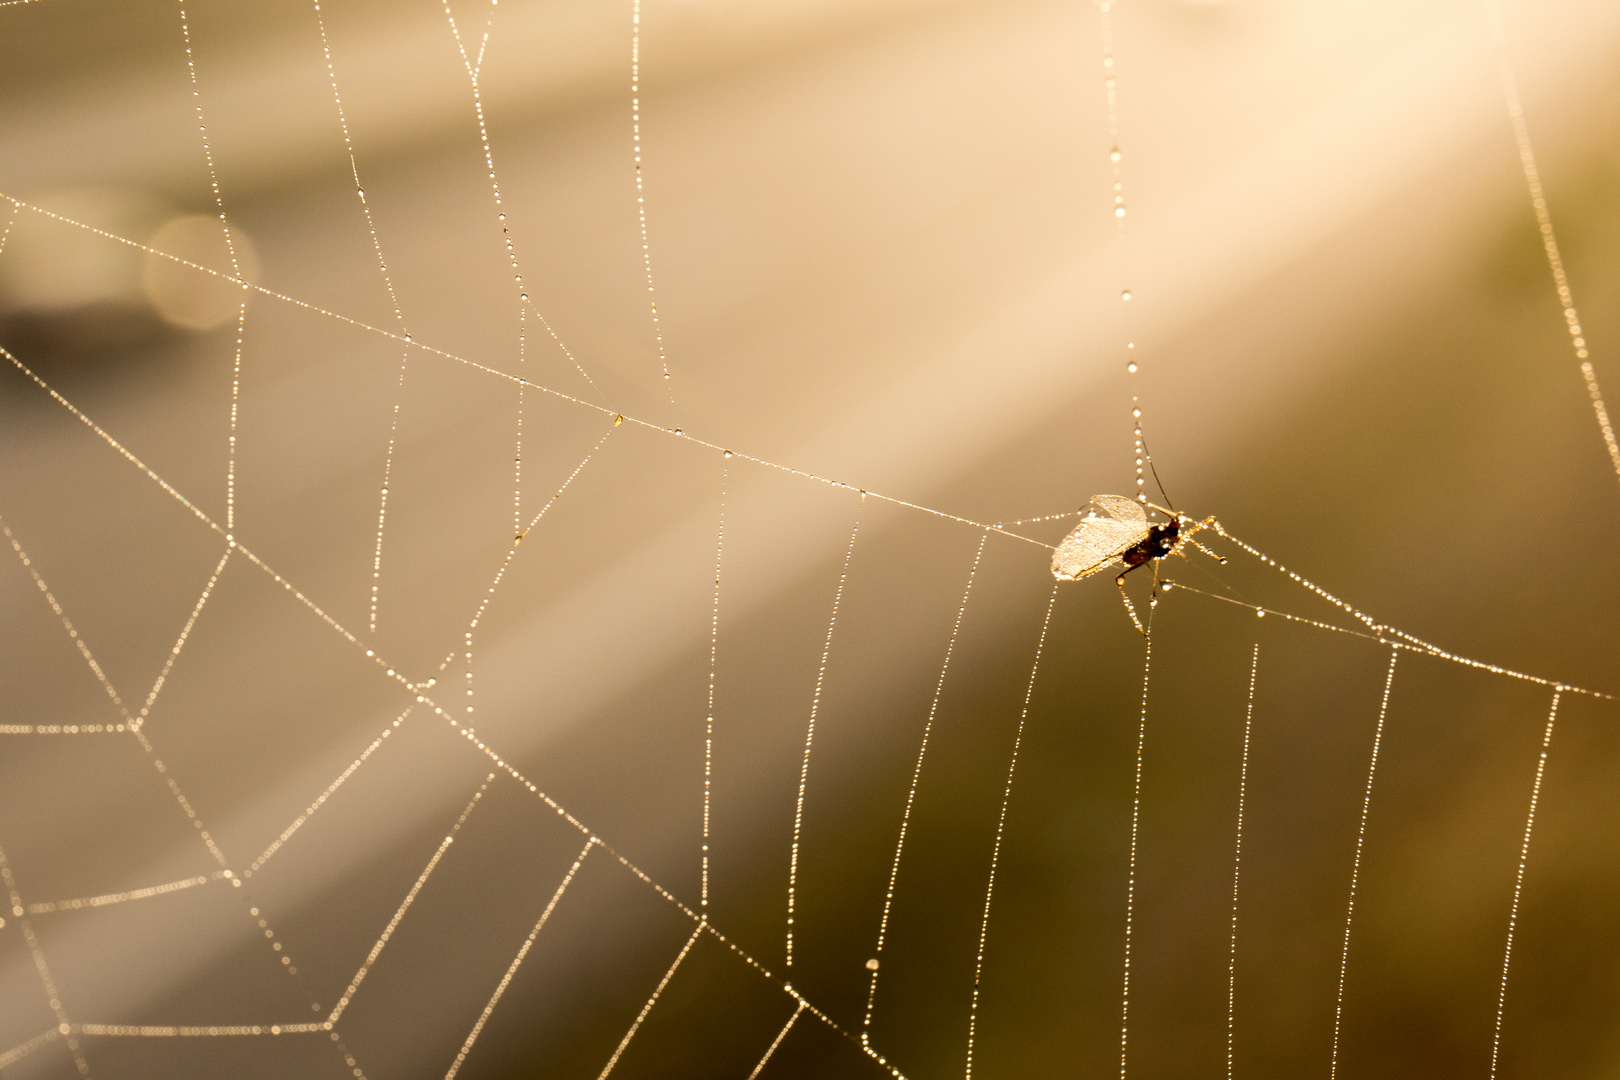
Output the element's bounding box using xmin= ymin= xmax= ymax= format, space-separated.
xmin=1256 ymin=609 xmax=1266 ymax=619
xmin=1121 ymin=290 xmax=1132 ymax=301
xmin=1132 ymin=408 xmax=1142 ymax=418
xmin=1110 ymin=147 xmax=1122 ymax=164
xmin=1115 ymin=206 xmax=1126 ymax=218
xmin=1127 ymin=362 xmax=1138 ymax=373
xmin=865 ymin=958 xmax=880 ymax=971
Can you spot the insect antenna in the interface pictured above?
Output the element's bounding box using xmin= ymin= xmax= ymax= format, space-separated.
xmin=1138 ymin=433 xmax=1177 ymax=514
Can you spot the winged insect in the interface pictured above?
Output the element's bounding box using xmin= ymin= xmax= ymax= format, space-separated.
xmin=1051 ymin=495 xmax=1222 ymax=633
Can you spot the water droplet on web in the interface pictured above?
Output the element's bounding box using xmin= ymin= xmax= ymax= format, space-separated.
xmin=1256 ymin=609 xmax=1266 ymax=618
xmin=1132 ymin=408 xmax=1141 ymax=418
xmin=1127 ymin=362 xmax=1138 ymax=373
xmin=866 ymin=958 xmax=880 ymax=971
xmin=1110 ymin=147 xmax=1122 ymax=163
xmin=1115 ymin=206 xmax=1127 ymax=218
xmin=1121 ymin=290 xmax=1132 ymax=301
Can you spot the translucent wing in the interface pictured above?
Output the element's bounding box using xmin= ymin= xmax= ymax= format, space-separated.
xmin=1051 ymin=495 xmax=1149 ymax=581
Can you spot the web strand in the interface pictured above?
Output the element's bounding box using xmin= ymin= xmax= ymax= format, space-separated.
xmin=787 ymin=507 xmax=863 ymax=967
xmin=3 ymin=514 xmax=241 ymax=890
xmin=1328 ymin=646 xmax=1399 ymax=1080
xmin=630 ymin=0 xmax=677 ymax=408
xmin=226 ymin=299 xmax=248 ymax=531
xmin=1117 ymin=624 xmax=1153 ymax=1080
xmin=1484 ymin=2 xmax=1620 ymax=484
xmin=1226 ymin=642 xmax=1260 ymax=1080
xmin=72 ymin=1022 xmax=330 ymax=1037
xmin=864 ymin=532 xmax=988 ymax=1041
xmin=1097 ymin=0 xmax=1138 ymax=377
xmin=0 ymin=1028 xmax=62 ymax=1072
xmin=328 ymin=776 xmax=495 ymax=1026
xmin=307 ymin=0 xmax=417 ymax=636
xmin=439 ymin=0 xmax=527 ymax=540
xmin=437 ymin=0 xmax=609 ymax=409
xmin=1489 ymin=689 xmax=1562 ymax=1079
xmin=245 ymin=705 xmax=416 ymax=878
xmin=0 ymin=287 xmax=1049 ymax=558
xmin=173 ymin=0 xmax=252 ymax=538
xmin=0 ymin=842 xmax=90 ymax=1075
xmin=703 ymin=463 xmax=728 ymax=909
xmin=136 ymin=548 xmax=231 ymax=731
xmin=26 ymin=872 xmax=228 ymax=916
xmin=747 ymin=1001 xmax=806 ymax=1080
xmin=2 ymin=513 xmax=137 ymax=725
xmin=173 ymin=0 xmax=242 ymax=280
xmin=438 ymin=0 xmax=611 ymax=533
xmin=596 ymin=923 xmax=704 ymax=1080
xmin=386 ymin=680 xmax=906 ymax=1072
xmin=964 ymin=583 xmax=1059 ymax=1079
xmin=464 ymin=426 xmax=616 ymax=729
xmin=444 ymin=838 xmax=596 ymax=1080
xmin=1203 ymin=525 xmax=1611 ymax=699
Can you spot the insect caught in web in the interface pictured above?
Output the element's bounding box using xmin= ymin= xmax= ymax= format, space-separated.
xmin=1050 ymin=493 xmax=1223 ymax=634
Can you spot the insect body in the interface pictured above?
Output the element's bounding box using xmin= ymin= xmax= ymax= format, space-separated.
xmin=1051 ymin=494 xmax=1220 ymax=633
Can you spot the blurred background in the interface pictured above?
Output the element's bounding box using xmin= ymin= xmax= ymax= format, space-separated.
xmin=3 ymin=0 xmax=1620 ymax=1076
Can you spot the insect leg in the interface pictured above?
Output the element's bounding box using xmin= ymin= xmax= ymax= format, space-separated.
xmin=1184 ymin=536 xmax=1227 ymax=564
xmin=1181 ymin=516 xmax=1227 ymax=565
xmin=1115 ymin=563 xmax=1148 ymax=636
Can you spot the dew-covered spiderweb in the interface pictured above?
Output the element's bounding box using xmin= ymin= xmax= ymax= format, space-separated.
xmin=3 ymin=1 xmax=1620 ymax=1078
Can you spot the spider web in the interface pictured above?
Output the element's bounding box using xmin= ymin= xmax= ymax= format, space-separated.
xmin=2 ymin=1 xmax=1620 ymax=1079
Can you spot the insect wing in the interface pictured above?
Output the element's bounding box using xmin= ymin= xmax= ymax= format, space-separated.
xmin=1051 ymin=495 xmax=1149 ymax=581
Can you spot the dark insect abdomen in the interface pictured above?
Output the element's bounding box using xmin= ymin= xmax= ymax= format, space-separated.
xmin=1122 ymin=519 xmax=1179 ymax=568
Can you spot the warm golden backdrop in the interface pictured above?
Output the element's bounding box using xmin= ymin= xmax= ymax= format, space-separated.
xmin=3 ymin=1 xmax=1619 ymax=1077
